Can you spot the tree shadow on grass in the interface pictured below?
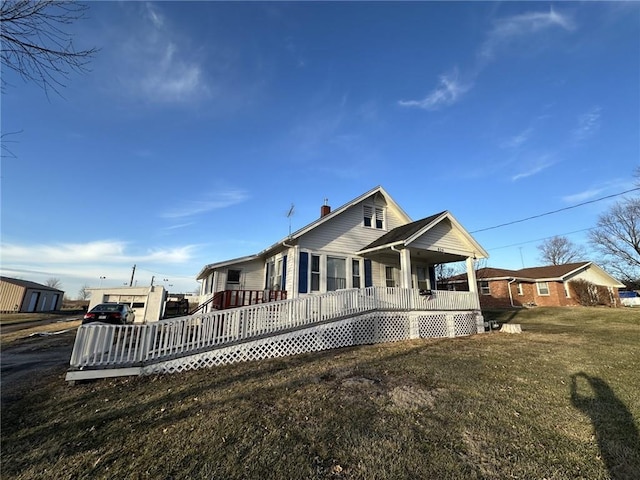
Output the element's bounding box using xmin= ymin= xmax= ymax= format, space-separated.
xmin=570 ymin=372 xmax=640 ymax=480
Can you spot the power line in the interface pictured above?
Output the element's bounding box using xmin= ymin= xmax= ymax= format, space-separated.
xmin=486 ymin=227 xmax=595 ymax=251
xmin=470 ymin=187 xmax=640 ymax=234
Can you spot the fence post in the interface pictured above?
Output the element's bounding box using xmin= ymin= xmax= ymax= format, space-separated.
xmin=409 ymin=313 xmax=419 ymax=339
xmin=475 ymin=311 xmax=485 ymax=334
xmin=446 ymin=313 xmax=456 ymax=338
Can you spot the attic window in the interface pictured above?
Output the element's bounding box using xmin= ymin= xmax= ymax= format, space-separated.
xmin=364 ymin=205 xmax=385 ymax=229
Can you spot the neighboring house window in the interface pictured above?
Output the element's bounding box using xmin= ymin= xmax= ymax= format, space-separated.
xmin=352 ymin=259 xmax=361 ymax=288
xmin=517 ymin=283 xmax=523 ymax=296
xmin=327 ymin=257 xmax=346 ymax=291
xmin=311 ymin=255 xmax=320 ymax=292
xmin=363 ymin=205 xmax=385 ymax=229
xmin=537 ymin=281 xmax=550 ymax=296
xmin=417 ymin=267 xmax=429 ymax=290
xmin=563 ymin=282 xmax=570 ymax=297
xmin=385 ymin=266 xmax=396 ymax=287
xmin=479 ymin=280 xmax=490 ymax=295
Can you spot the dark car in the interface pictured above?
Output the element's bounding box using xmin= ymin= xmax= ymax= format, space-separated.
xmin=83 ymin=303 xmax=135 ymax=325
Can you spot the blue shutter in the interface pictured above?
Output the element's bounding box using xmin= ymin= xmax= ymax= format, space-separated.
xmin=282 ymin=255 xmax=287 ymax=291
xmin=298 ymin=252 xmax=309 ymax=293
xmin=364 ymin=259 xmax=373 ymax=287
xmin=429 ymin=266 xmax=436 ymax=290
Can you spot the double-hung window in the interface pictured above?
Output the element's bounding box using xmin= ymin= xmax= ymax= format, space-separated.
xmin=417 ymin=267 xmax=429 ymax=290
xmin=385 ymin=266 xmax=396 ymax=287
xmin=327 ymin=257 xmax=346 ymax=291
xmin=352 ymin=259 xmax=361 ymax=288
xmin=227 ymin=269 xmax=241 ymax=290
xmin=310 ymin=255 xmax=320 ymax=292
xmin=537 ymin=281 xmax=550 ymax=296
xmin=479 ymin=280 xmax=490 ymax=295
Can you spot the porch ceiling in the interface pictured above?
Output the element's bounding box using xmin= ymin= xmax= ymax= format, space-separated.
xmin=360 ymin=247 xmax=467 ymax=265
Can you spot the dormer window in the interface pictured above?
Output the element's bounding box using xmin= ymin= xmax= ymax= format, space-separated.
xmin=364 ymin=205 xmax=385 ymax=229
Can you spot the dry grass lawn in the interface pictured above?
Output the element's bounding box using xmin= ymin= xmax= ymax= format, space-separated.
xmin=2 ymin=307 xmax=639 ymax=479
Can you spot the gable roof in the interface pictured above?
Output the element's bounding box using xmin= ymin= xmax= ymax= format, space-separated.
xmin=357 ymin=210 xmax=489 ymax=258
xmin=197 ymin=186 xmax=412 ymax=279
xmin=358 ymin=212 xmax=444 ymax=251
xmin=271 ymin=185 xmax=411 ymax=247
xmin=445 ymin=262 xmax=624 ymax=287
xmin=0 ymin=276 xmax=64 ymax=293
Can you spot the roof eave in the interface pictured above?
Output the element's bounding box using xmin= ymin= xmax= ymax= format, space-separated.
xmin=196 ymin=254 xmax=261 ymax=279
xmin=356 ymin=240 xmax=406 ymax=256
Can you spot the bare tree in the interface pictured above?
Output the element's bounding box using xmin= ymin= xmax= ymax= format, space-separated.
xmin=589 ymin=196 xmax=640 ymax=284
xmin=0 ymin=0 xmax=97 ymax=96
xmin=537 ymin=236 xmax=584 ymax=265
xmin=77 ymin=283 xmax=90 ymax=300
xmin=46 ymin=277 xmax=62 ymax=289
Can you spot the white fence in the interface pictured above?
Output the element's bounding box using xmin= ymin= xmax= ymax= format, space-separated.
xmin=621 ymin=297 xmax=640 ymax=307
xmin=67 ymin=288 xmax=481 ymax=379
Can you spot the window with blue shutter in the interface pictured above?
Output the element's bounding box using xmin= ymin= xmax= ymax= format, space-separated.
xmin=298 ymin=252 xmax=309 ymax=293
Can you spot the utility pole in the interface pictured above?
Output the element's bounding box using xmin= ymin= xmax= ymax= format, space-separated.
xmin=129 ymin=264 xmax=136 ymax=287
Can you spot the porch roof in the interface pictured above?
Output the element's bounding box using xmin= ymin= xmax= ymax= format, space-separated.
xmin=356 ymin=211 xmax=489 ymax=259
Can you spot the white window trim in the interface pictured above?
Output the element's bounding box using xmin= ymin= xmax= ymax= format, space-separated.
xmin=536 ymin=281 xmax=550 ymax=296
xmin=363 ymin=204 xmax=386 ymax=230
xmin=517 ymin=282 xmax=523 ymax=296
xmin=479 ymin=280 xmax=490 ymax=295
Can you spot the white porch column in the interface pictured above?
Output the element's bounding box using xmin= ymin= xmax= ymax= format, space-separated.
xmin=400 ymin=248 xmax=412 ymax=289
xmin=466 ymin=257 xmax=477 ymax=293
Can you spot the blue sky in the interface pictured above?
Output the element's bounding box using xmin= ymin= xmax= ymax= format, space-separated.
xmin=2 ymin=2 xmax=638 ymax=298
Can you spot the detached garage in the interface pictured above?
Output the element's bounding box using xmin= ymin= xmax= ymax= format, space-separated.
xmin=0 ymin=276 xmax=64 ymax=313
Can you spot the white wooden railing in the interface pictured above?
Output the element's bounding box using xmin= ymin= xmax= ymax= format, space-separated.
xmin=69 ymin=288 xmax=480 ymax=369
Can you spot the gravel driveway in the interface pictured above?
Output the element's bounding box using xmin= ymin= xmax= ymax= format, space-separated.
xmin=1 ymin=324 xmax=78 ymax=405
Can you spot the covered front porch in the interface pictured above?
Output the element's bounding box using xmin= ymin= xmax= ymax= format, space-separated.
xmin=356 ymin=211 xmax=487 ymax=296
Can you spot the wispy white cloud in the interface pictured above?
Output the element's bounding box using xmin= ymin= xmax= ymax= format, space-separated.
xmin=562 ymin=188 xmax=604 ymax=203
xmin=162 ymin=222 xmax=195 ymax=231
xmin=500 ymin=127 xmax=533 ymax=149
xmin=572 ymin=107 xmax=602 ymax=143
xmin=511 ymin=155 xmax=555 ymax=181
xmin=117 ymin=4 xmax=210 ymax=104
xmin=561 ymin=177 xmax=633 ymax=203
xmin=481 ymin=8 xmax=575 ymax=59
xmin=400 ymin=8 xmax=575 ymax=112
xmin=398 ymin=70 xmax=472 ymax=110
xmin=145 ymin=2 xmax=164 ymax=29
xmin=161 ymin=190 xmax=249 ymax=219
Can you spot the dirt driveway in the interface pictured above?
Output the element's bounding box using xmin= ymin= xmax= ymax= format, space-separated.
xmin=1 ymin=320 xmax=80 ymax=405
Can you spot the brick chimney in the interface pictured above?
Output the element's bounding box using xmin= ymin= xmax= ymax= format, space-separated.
xmin=321 ymin=198 xmax=331 ymax=218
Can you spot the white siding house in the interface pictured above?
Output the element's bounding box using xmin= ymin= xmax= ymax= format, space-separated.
xmin=196 ymin=186 xmax=488 ymax=312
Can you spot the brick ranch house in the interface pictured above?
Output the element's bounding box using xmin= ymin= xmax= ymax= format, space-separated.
xmin=440 ymin=262 xmax=625 ymax=308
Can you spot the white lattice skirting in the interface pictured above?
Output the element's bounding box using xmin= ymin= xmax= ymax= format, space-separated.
xmin=142 ymin=310 xmax=481 ymax=376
